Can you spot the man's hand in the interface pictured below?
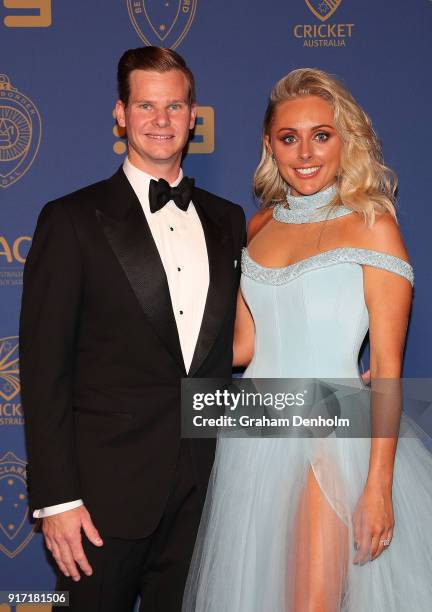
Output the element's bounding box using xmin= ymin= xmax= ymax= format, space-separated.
xmin=42 ymin=505 xmax=103 ymax=581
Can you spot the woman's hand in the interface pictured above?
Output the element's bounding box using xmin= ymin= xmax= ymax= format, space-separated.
xmin=352 ymin=482 xmax=394 ymax=565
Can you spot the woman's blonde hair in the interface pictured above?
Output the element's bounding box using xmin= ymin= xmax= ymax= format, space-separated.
xmin=254 ymin=68 xmax=397 ymax=225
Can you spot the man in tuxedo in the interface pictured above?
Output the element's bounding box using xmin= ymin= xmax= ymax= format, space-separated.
xmin=20 ymin=46 xmax=245 ymax=611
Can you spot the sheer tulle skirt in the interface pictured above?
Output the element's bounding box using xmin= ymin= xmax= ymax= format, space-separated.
xmin=183 ymin=419 xmax=432 ymax=611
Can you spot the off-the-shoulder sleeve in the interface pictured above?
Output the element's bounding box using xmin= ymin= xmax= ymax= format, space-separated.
xmin=339 ymin=248 xmax=414 ymax=286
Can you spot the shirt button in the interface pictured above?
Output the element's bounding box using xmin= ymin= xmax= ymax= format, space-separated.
xmin=170 ymin=226 xmax=174 ymax=231
xmin=177 ymin=267 xmax=181 ymax=272
xmin=179 ymin=310 xmax=184 ymax=315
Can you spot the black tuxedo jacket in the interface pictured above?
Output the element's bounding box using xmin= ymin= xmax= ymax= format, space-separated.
xmin=19 ymin=167 xmax=246 ymax=538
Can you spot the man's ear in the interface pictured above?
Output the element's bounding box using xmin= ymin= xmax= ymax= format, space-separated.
xmin=115 ymin=100 xmax=126 ymax=129
xmin=189 ymin=103 xmax=198 ymax=130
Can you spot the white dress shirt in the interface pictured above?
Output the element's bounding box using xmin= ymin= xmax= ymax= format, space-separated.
xmin=34 ymin=157 xmax=209 ymax=518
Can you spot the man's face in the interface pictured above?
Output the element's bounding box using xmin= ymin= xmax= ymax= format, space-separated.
xmin=116 ymin=69 xmax=197 ymax=175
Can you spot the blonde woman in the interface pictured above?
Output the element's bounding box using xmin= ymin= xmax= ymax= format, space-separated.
xmin=183 ymin=69 xmax=432 ymax=611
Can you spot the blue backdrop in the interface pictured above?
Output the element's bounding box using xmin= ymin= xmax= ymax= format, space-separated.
xmin=1 ymin=1 xmax=431 ymax=607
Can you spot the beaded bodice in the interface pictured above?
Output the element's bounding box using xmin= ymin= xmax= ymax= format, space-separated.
xmin=240 ymin=247 xmax=413 ymax=379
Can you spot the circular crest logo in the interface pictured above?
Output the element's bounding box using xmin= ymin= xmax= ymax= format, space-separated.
xmin=0 ymin=75 xmax=42 ymax=189
xmin=0 ymin=452 xmax=34 ymax=558
xmin=0 ymin=336 xmax=20 ymax=402
xmin=306 ymin=0 xmax=342 ymax=22
xmin=127 ymin=0 xmax=198 ymax=49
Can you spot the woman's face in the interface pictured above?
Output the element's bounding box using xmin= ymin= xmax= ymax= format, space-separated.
xmin=266 ymin=95 xmax=342 ymax=197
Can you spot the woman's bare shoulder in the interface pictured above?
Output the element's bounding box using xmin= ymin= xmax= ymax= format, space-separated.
xmin=247 ymin=208 xmax=273 ymax=241
xmin=347 ymin=211 xmax=409 ymax=261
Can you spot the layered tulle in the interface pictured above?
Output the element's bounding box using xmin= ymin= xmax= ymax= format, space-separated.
xmin=183 ymin=422 xmax=432 ymax=611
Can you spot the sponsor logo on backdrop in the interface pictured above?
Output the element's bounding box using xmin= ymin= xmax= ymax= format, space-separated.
xmin=0 ymin=235 xmax=30 ymax=287
xmin=112 ymin=105 xmax=214 ymax=155
xmin=306 ymin=0 xmax=341 ymax=21
xmin=293 ymin=0 xmax=354 ymax=47
xmin=127 ymin=0 xmax=197 ymax=49
xmin=0 ymin=337 xmax=23 ymax=426
xmin=2 ymin=0 xmax=52 ymax=27
xmin=0 ymin=451 xmax=34 ymax=558
xmin=0 ymin=75 xmax=41 ymax=188
xmin=187 ymin=107 xmax=214 ymax=154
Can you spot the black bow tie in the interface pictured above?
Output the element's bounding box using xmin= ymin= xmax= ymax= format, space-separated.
xmin=149 ymin=176 xmax=195 ymax=213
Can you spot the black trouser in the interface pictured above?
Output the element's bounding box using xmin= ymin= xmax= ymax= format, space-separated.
xmin=54 ymin=443 xmax=202 ymax=612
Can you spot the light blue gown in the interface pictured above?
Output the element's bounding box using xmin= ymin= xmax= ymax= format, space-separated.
xmin=183 ymin=188 xmax=432 ymax=611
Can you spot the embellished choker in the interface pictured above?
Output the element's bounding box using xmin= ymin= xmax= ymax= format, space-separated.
xmin=273 ymin=184 xmax=353 ymax=224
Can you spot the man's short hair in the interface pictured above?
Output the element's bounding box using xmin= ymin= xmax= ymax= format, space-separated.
xmin=117 ymin=46 xmax=196 ymax=106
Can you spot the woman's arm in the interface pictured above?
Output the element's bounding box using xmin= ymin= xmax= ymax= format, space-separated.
xmin=232 ymin=208 xmax=273 ymax=367
xmin=233 ymin=289 xmax=255 ymax=366
xmin=364 ymin=214 xmax=412 ymax=480
xmin=353 ymin=213 xmax=412 ymax=564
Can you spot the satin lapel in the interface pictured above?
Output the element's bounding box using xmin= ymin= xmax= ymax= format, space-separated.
xmin=96 ymin=170 xmax=185 ymax=373
xmin=189 ymin=191 xmax=232 ymax=377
